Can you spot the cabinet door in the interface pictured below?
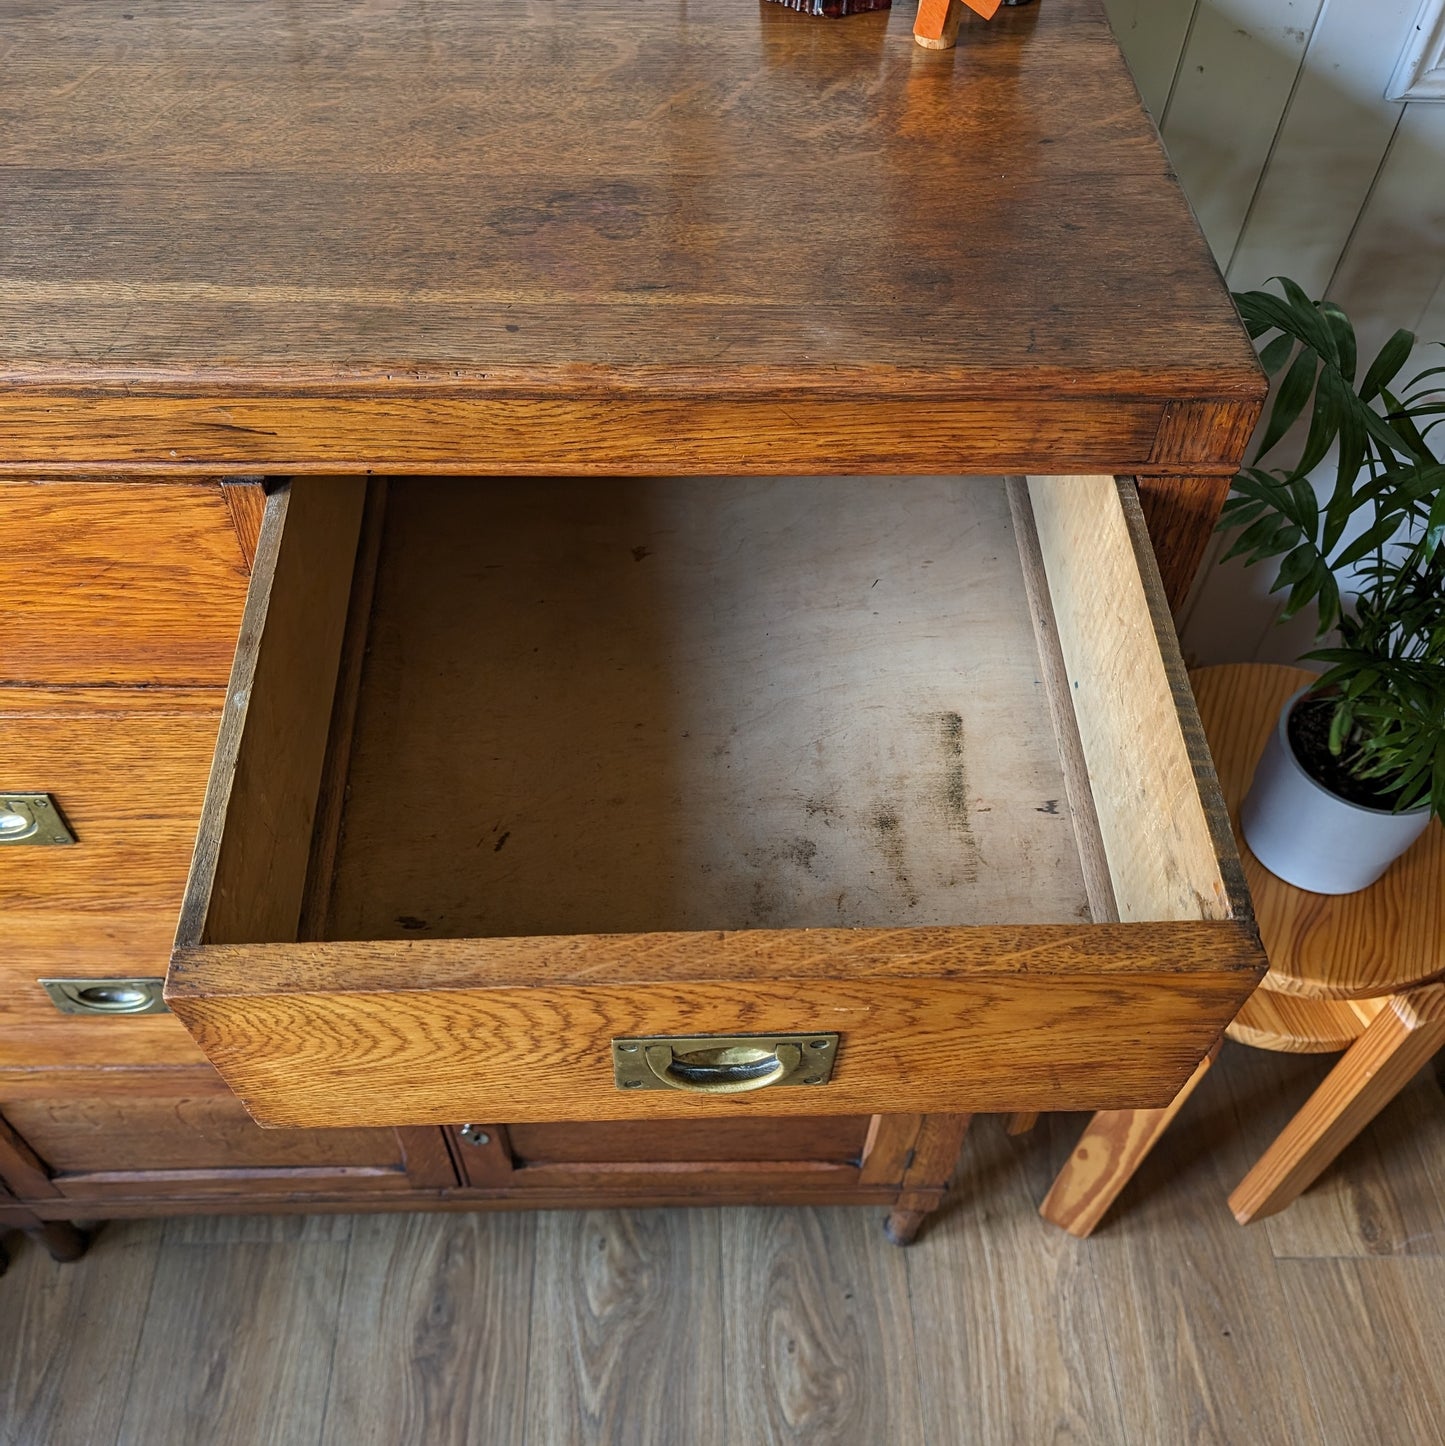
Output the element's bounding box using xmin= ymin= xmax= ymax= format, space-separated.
xmin=0 ymin=1095 xmax=456 ymax=1205
xmin=444 ymin=1113 xmax=948 ymax=1211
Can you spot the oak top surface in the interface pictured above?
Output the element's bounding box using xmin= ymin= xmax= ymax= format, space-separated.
xmin=0 ymin=0 xmax=1260 ymax=402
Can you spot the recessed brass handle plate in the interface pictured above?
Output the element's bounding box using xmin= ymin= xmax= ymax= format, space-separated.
xmin=0 ymin=794 xmax=76 ymax=846
xmin=612 ymin=1033 xmax=840 ymax=1094
xmin=40 ymin=978 xmax=169 ymax=1016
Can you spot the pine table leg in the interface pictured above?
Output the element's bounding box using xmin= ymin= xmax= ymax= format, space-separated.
xmin=1229 ymin=985 xmax=1445 ymax=1224
xmin=1040 ymin=1044 xmax=1220 ymax=1237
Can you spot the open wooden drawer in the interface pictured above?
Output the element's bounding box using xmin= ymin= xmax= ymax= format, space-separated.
xmin=165 ymin=474 xmax=1264 ymax=1127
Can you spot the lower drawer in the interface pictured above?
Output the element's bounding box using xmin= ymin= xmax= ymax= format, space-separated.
xmin=166 ymin=474 xmax=1264 ymax=1126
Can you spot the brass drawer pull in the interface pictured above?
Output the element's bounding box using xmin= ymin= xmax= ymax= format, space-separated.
xmin=0 ymin=793 xmax=76 ymax=846
xmin=41 ymin=978 xmax=169 ymax=1016
xmin=612 ymin=1034 xmax=839 ymax=1094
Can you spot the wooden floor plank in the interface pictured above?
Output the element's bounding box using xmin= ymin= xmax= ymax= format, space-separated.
xmin=115 ymin=1240 xmax=347 ymax=1446
xmin=524 ymin=1208 xmax=723 ymax=1446
xmin=161 ymin=1213 xmax=355 ymax=1247
xmin=1279 ymin=1258 xmax=1445 ymax=1444
xmin=1209 ymin=1042 xmax=1445 ymax=1259
xmin=320 ymin=1212 xmax=534 ymax=1446
xmin=721 ymin=1205 xmax=921 ymax=1446
xmin=906 ymin=1118 xmax=1130 ymax=1445
xmin=1027 ymin=1079 xmax=1322 ymax=1444
xmin=0 ymin=1222 xmax=159 ymax=1446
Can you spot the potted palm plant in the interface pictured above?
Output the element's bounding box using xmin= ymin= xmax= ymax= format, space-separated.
xmin=1219 ymin=278 xmax=1445 ymax=894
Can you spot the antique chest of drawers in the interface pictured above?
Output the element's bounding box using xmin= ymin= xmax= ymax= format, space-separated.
xmin=0 ymin=0 xmax=1266 ymax=1245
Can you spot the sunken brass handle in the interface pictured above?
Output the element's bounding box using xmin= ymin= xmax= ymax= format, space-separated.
xmin=642 ymin=1041 xmax=803 ymax=1095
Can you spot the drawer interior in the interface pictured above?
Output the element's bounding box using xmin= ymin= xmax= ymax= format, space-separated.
xmin=322 ymin=475 xmax=1091 ymax=941
xmin=167 ymin=472 xmax=1263 ymax=1127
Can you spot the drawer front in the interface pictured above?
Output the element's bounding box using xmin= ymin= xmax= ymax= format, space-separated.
xmin=166 ymin=475 xmax=1265 ymax=1127
xmin=1 ymin=691 xmax=222 ymax=1025
xmin=168 ymin=929 xmax=1260 ymax=1126
xmin=0 ymin=479 xmax=253 ymax=686
xmin=0 ymin=700 xmax=220 ymax=915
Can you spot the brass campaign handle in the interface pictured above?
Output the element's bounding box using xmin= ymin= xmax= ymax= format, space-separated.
xmin=642 ymin=1041 xmax=804 ymax=1095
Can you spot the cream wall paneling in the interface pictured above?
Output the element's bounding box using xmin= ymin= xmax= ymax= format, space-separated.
xmin=1102 ymin=0 xmax=1445 ymax=664
xmin=1388 ymin=0 xmax=1445 ymax=100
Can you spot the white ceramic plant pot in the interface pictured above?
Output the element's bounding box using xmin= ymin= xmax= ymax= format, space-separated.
xmin=1240 ymin=688 xmax=1432 ymax=895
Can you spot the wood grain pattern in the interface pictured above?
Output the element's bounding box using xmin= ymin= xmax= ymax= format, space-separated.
xmin=1193 ymin=665 xmax=1445 ymax=999
xmin=322 ymin=1212 xmax=535 ymax=1446
xmin=0 ymin=394 xmax=1175 ymax=477
xmin=116 ymin=1239 xmax=348 ymax=1446
xmin=1038 ymin=1042 xmax=1219 ymax=1237
xmin=1135 ymin=472 xmax=1233 ymax=616
xmin=1 ymin=1096 xmax=411 ymax=1176
xmin=0 ymin=1113 xmax=58 ymax=1199
xmin=1226 ymin=988 xmax=1383 ymax=1054
xmin=1204 ymin=1035 xmax=1445 ymax=1263
xmin=167 ymin=929 xmax=1260 ymax=1125
xmin=176 ymin=478 xmax=364 ymax=950
xmin=1279 ymin=1259 xmax=1445 ymax=1443
xmin=1007 ymin=478 xmax=1119 ymax=925
xmin=166 ymin=472 xmax=1261 ymax=1129
xmin=1148 ymin=400 xmax=1261 ymax=470
xmin=1025 ymin=475 xmax=1242 ymax=923
xmin=857 ymin=1114 xmax=925 ymax=1185
xmin=219 ymin=477 xmax=267 ymax=573
xmin=914 ymin=0 xmax=967 ymax=48
xmin=0 ymin=1217 xmax=160 ymax=1446
xmin=1074 ymin=1130 xmax=1323 ymax=1445
xmin=0 ymin=0 xmax=1261 ymax=475
xmin=884 ymin=1113 xmax=971 ymax=1243
xmin=0 ymin=687 xmax=223 ymax=1067
xmin=0 ymin=480 xmax=250 ymax=684
xmin=722 ymin=1206 xmax=922 ymax=1443
xmin=507 ymin=1117 xmax=872 ymax=1167
xmin=10 ymin=1071 xmax=1445 ymax=1443
xmin=528 ymin=1209 xmax=725 ymax=1446
xmin=906 ymin=1120 xmax=1132 ymax=1443
xmin=299 ymin=479 xmax=388 ymax=942
xmin=1229 ymin=986 xmax=1445 ymax=1223
xmin=0 ymin=688 xmax=225 ymax=940
xmin=324 ymin=477 xmax=1088 ymax=942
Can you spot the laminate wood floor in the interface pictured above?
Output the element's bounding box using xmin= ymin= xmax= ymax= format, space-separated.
xmin=5 ymin=1042 xmax=1445 ymax=1446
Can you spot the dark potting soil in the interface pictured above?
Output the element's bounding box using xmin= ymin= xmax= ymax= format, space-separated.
xmin=1286 ymin=695 xmax=1413 ymax=811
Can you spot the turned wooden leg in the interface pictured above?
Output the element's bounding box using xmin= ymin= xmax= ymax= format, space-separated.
xmin=1040 ymin=1044 xmax=1219 ymax=1237
xmin=883 ymin=1113 xmax=971 ymax=1245
xmin=1230 ymin=986 xmax=1445 ymax=1224
xmin=1005 ymin=1112 xmax=1039 ymax=1136
xmin=25 ymin=1218 xmax=90 ymax=1263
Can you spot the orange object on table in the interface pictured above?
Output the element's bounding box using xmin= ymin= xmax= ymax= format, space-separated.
xmin=915 ymin=0 xmax=1002 ymax=51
